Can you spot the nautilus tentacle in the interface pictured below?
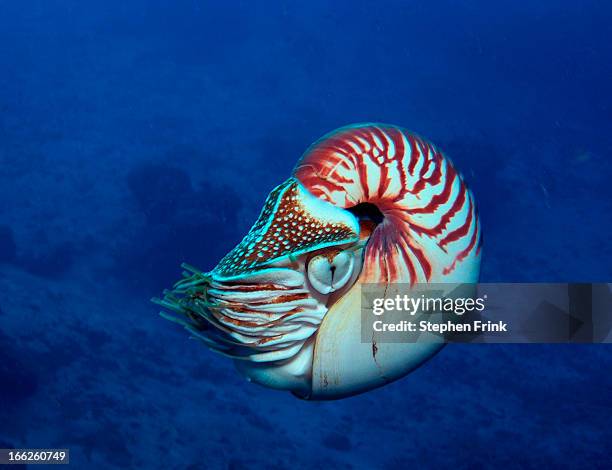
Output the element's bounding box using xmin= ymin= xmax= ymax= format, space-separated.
xmin=156 ymin=123 xmax=481 ymax=400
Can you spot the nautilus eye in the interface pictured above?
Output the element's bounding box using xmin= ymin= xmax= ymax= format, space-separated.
xmin=156 ymin=123 xmax=482 ymax=400
xmin=307 ymin=251 xmax=355 ymax=295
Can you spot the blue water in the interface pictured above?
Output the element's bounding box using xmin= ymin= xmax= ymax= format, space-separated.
xmin=0 ymin=1 xmax=611 ymax=468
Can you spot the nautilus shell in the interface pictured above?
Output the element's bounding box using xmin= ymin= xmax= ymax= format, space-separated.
xmin=156 ymin=123 xmax=481 ymax=400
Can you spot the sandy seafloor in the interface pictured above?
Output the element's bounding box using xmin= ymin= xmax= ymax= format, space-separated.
xmin=0 ymin=1 xmax=611 ymax=468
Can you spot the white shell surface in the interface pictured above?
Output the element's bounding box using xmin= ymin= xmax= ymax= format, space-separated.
xmin=309 ymin=269 xmax=480 ymax=400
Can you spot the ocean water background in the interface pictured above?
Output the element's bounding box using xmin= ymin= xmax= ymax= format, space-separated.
xmin=0 ymin=0 xmax=611 ymax=468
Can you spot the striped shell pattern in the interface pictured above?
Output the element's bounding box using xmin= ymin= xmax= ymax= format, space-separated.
xmin=157 ymin=123 xmax=481 ymax=399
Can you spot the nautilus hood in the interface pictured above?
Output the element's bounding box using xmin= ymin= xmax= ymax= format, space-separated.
xmin=155 ymin=123 xmax=481 ymax=400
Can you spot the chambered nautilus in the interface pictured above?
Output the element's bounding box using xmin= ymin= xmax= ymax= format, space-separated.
xmin=156 ymin=123 xmax=481 ymax=400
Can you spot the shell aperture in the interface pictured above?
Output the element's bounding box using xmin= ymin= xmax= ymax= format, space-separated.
xmin=155 ymin=123 xmax=481 ymax=400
